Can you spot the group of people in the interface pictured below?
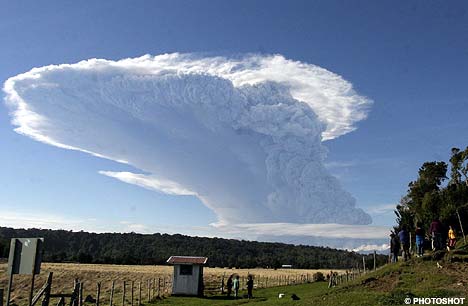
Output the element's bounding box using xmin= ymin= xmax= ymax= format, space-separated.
xmin=390 ymin=218 xmax=458 ymax=262
xmin=429 ymin=219 xmax=457 ymax=251
xmin=225 ymin=274 xmax=254 ymax=299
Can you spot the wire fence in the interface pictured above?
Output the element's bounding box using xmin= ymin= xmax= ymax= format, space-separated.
xmin=0 ymin=266 xmax=373 ymax=306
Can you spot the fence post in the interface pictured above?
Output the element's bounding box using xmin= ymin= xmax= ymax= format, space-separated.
xmin=373 ymin=251 xmax=377 ymax=271
xmin=221 ymin=275 xmax=225 ymax=294
xmin=96 ymin=282 xmax=101 ymax=306
xmin=138 ymin=282 xmax=141 ymax=306
xmin=131 ymin=281 xmax=134 ymax=306
xmin=122 ymin=281 xmax=126 ymax=306
xmin=72 ymin=279 xmax=80 ymax=306
xmin=147 ymin=280 xmax=150 ymax=303
xmin=28 ymin=274 xmax=36 ymax=306
xmin=456 ymin=210 xmax=467 ymax=244
xmin=109 ymin=281 xmax=115 ymax=306
xmin=362 ymin=256 xmax=366 ymax=274
xmin=79 ymin=282 xmax=83 ymax=306
xmin=41 ymin=272 xmax=53 ymax=306
xmin=157 ymin=279 xmax=161 ymax=298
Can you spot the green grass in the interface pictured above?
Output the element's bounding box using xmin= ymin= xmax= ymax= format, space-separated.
xmin=150 ymin=259 xmax=467 ymax=306
xmin=148 ymin=281 xmax=383 ymax=306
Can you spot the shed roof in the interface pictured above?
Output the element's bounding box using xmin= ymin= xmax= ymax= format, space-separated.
xmin=166 ymin=256 xmax=208 ymax=265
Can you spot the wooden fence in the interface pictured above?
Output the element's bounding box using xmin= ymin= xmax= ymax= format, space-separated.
xmin=327 ymin=270 xmax=361 ymax=288
xmin=1 ymin=271 xmax=328 ymax=305
xmin=0 ymin=273 xmax=173 ymax=306
xmin=204 ymin=273 xmax=319 ymax=295
xmin=328 ymin=257 xmax=377 ymax=288
xmin=0 ymin=268 xmax=370 ymax=305
xmin=94 ymin=276 xmax=173 ymax=305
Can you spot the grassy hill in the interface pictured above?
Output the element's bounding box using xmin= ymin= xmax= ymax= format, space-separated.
xmin=151 ymin=243 xmax=468 ymax=305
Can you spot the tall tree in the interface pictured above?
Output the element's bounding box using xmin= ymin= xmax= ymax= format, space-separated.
xmin=449 ymin=147 xmax=463 ymax=185
xmin=395 ymin=148 xmax=468 ymax=238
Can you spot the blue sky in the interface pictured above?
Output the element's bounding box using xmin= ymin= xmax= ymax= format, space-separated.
xmin=1 ymin=1 xmax=467 ymax=246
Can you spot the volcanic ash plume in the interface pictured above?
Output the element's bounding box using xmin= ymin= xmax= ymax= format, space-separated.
xmin=4 ymin=54 xmax=372 ymax=225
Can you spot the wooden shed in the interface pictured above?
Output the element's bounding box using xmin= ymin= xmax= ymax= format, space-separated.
xmin=166 ymin=256 xmax=208 ymax=296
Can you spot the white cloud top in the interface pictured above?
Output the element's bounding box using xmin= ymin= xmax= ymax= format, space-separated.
xmin=4 ymin=53 xmax=372 ymax=225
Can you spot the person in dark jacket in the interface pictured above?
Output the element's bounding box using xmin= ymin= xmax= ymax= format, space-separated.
xmin=390 ymin=233 xmax=400 ymax=262
xmin=226 ymin=275 xmax=233 ymax=297
xmin=247 ymin=275 xmax=254 ymax=299
xmin=429 ymin=218 xmax=443 ymax=250
xmin=398 ymin=227 xmax=411 ymax=261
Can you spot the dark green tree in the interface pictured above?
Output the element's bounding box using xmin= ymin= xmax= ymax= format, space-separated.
xmin=395 ymin=147 xmax=468 ymax=240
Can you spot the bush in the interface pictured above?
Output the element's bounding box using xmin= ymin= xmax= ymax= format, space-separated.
xmin=313 ymin=272 xmax=325 ymax=282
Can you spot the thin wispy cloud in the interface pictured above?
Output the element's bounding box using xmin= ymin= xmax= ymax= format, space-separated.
xmin=367 ymin=204 xmax=396 ymax=215
xmin=324 ymin=161 xmax=358 ymax=169
xmin=100 ymin=171 xmax=196 ymax=196
xmin=213 ymin=222 xmax=390 ymax=240
xmin=0 ymin=211 xmax=96 ymax=231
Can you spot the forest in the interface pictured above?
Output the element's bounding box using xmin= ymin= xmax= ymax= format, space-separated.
xmin=0 ymin=227 xmax=386 ymax=269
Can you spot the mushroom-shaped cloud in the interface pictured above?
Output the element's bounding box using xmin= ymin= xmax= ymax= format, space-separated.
xmin=4 ymin=53 xmax=372 ymax=225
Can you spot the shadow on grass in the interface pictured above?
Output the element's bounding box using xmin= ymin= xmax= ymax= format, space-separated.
xmin=202 ymin=295 xmax=267 ymax=302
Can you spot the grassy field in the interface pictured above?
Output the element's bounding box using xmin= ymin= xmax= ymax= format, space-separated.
xmin=149 ymin=258 xmax=468 ymax=305
xmin=4 ymin=253 xmax=467 ymax=306
xmin=0 ymin=263 xmax=339 ymax=306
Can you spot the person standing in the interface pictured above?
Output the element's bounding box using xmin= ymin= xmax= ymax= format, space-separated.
xmin=429 ymin=218 xmax=443 ymax=250
xmin=247 ymin=275 xmax=254 ymax=299
xmin=390 ymin=233 xmax=400 ymax=262
xmin=328 ymin=270 xmax=337 ymax=287
xmin=233 ymin=275 xmax=240 ymax=299
xmin=415 ymin=223 xmax=425 ymax=257
xmin=448 ymin=225 xmax=456 ymax=251
xmin=398 ymin=227 xmax=411 ymax=261
xmin=226 ymin=275 xmax=233 ymax=297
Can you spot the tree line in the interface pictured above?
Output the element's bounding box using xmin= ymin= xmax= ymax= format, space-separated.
xmin=0 ymin=227 xmax=386 ymax=269
xmin=394 ymin=146 xmax=468 ymax=238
